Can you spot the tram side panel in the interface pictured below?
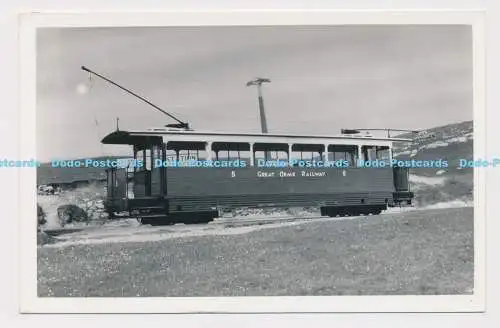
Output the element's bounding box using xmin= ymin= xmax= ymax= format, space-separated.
xmin=163 ymin=166 xmax=395 ymax=213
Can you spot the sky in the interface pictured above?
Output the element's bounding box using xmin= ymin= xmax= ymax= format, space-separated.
xmin=36 ymin=25 xmax=473 ymax=161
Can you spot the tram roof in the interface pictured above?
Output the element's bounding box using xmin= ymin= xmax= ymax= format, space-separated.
xmin=102 ymin=128 xmax=412 ymax=146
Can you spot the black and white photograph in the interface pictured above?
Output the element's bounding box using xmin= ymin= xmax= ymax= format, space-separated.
xmin=18 ymin=11 xmax=486 ymax=313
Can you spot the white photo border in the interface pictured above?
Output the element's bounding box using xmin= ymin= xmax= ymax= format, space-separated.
xmin=19 ymin=10 xmax=486 ymax=313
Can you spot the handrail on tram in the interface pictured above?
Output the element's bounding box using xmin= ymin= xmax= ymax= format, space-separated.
xmin=341 ymin=128 xmax=420 ymax=138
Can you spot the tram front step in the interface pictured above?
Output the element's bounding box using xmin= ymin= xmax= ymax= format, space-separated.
xmin=131 ymin=205 xmax=165 ymax=210
xmin=138 ymin=214 xmax=168 ymax=219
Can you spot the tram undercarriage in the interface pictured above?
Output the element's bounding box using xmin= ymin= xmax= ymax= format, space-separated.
xmin=112 ymin=204 xmax=388 ymax=226
xmin=108 ymin=204 xmax=387 ymax=226
xmin=320 ymin=205 xmax=385 ymax=217
xmin=105 ymin=192 xmax=410 ymax=226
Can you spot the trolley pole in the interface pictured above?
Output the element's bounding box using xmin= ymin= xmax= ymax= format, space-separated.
xmin=246 ymin=78 xmax=271 ymax=133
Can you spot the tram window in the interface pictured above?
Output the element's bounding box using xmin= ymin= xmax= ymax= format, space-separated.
xmin=231 ymin=150 xmax=251 ymax=162
xmin=212 ymin=150 xmax=250 ymax=163
xmin=126 ymin=158 xmax=136 ymax=174
xmin=361 ymin=146 xmax=390 ymax=161
xmin=291 ymin=151 xmax=318 ymax=161
xmin=253 ymin=151 xmax=266 ymax=161
xmin=327 ymin=145 xmax=357 ymax=165
xmin=211 ymin=150 xmax=225 ymax=160
xmin=145 ymin=145 xmax=163 ymax=170
xmin=290 ymin=144 xmax=324 ymax=165
xmin=238 ymin=150 xmax=251 ymax=164
xmin=166 ymin=141 xmax=207 ymax=162
xmin=361 ymin=146 xmax=377 ymax=161
xmin=255 ymin=150 xmax=288 ymax=161
xmin=178 ymin=149 xmax=202 ymax=161
xmin=196 ymin=149 xmax=208 ymax=160
xmin=178 ymin=150 xmax=189 ymax=161
xmin=153 ymin=145 xmax=164 ymax=161
xmin=166 ymin=149 xmax=177 ymax=161
xmin=135 ymin=149 xmax=145 ymax=172
xmin=213 ymin=150 xmax=232 ymax=160
xmin=271 ymin=151 xmax=289 ymax=160
xmin=376 ymin=146 xmax=391 ymax=160
xmin=277 ymin=151 xmax=289 ymax=160
xmin=145 ymin=149 xmax=152 ymax=170
xmin=208 ymin=142 xmax=252 ymax=165
xmin=329 ymin=151 xmax=352 ymax=161
xmin=228 ymin=151 xmax=238 ymax=160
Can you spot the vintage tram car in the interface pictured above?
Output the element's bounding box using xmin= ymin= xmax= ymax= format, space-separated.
xmin=102 ymin=128 xmax=414 ymax=225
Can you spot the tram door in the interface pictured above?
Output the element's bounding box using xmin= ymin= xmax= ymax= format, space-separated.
xmin=133 ymin=143 xmax=165 ymax=197
xmin=106 ymin=167 xmax=127 ymax=199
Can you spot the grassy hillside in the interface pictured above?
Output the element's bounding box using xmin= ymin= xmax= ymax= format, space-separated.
xmin=393 ymin=120 xmax=473 ymax=207
xmin=394 ymin=120 xmax=473 ymax=176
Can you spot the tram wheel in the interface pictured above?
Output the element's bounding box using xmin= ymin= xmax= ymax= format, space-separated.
xmin=350 ymin=209 xmax=361 ymax=216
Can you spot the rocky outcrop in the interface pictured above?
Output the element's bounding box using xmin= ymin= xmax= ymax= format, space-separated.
xmin=82 ymin=198 xmax=108 ymax=220
xmin=57 ymin=204 xmax=88 ymax=227
xmin=37 ymin=203 xmax=47 ymax=226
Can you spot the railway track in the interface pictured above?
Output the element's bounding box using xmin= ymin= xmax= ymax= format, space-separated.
xmin=39 ymin=204 xmax=425 ymax=247
xmin=41 ymin=213 xmax=380 ymax=246
xmin=43 ymin=215 xmax=323 ymax=236
xmin=43 ymin=207 xmax=419 ymax=240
